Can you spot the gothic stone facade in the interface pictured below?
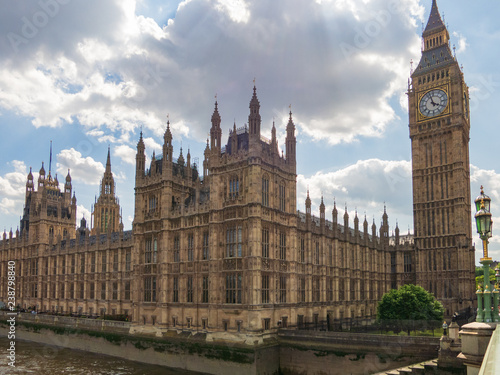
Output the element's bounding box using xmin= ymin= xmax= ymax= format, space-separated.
xmin=0 ymin=1 xmax=475 ymax=333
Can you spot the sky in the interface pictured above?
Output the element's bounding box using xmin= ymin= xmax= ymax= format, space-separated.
xmin=0 ymin=0 xmax=499 ymax=264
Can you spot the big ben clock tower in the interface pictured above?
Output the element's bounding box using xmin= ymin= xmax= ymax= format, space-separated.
xmin=409 ymin=0 xmax=475 ymax=315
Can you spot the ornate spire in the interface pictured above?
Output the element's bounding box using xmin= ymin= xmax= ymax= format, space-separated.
xmin=164 ymin=118 xmax=172 ymax=144
xmin=423 ymin=0 xmax=446 ymax=37
xmin=178 ymin=147 xmax=185 ymax=166
xmin=286 ymin=106 xmax=296 ymax=165
xmin=137 ymin=127 xmax=145 ymax=150
xmin=64 ymin=169 xmax=72 ymax=193
xmin=106 ymin=145 xmax=112 ymax=173
xmin=39 ymin=162 xmax=45 ymax=176
xmin=48 ymin=140 xmax=53 ymax=177
xmin=248 ymin=82 xmax=261 ymax=137
xmin=210 ymin=98 xmax=222 ymax=150
xmin=212 ymin=99 xmax=221 ymax=126
xmin=271 ymin=120 xmax=278 ymax=154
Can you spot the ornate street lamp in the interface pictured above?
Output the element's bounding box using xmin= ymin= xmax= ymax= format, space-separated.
xmin=474 ymin=186 xmax=497 ymax=322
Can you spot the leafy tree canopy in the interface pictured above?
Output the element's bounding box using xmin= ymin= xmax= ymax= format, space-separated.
xmin=476 ymin=266 xmax=495 ymax=278
xmin=377 ymin=284 xmax=444 ymax=322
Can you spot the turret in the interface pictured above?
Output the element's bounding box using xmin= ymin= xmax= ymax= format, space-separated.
xmin=64 ymin=169 xmax=72 ymax=194
xmin=26 ymin=167 xmax=34 ymax=193
xmin=163 ymin=119 xmax=173 ymax=163
xmin=178 ymin=147 xmax=185 ymax=166
xmin=380 ymin=205 xmax=389 ymax=247
xmin=203 ymin=139 xmax=209 ymax=180
xmin=344 ymin=205 xmax=349 ymax=240
xmin=210 ymin=100 xmax=222 ymax=151
xmin=395 ymin=222 xmax=400 ymax=247
xmin=186 ymin=149 xmax=192 ymax=180
xmin=231 ymin=122 xmax=238 ymax=155
xmin=151 ymin=151 xmax=156 ymax=175
xmin=332 ymin=200 xmax=338 ymax=234
xmin=136 ymin=130 xmax=146 ymax=181
xmin=305 ymin=190 xmax=312 ymax=228
xmin=271 ymin=121 xmax=278 ymax=156
xmin=248 ymin=84 xmax=261 ymax=138
xmin=319 ymin=196 xmax=325 ymax=231
xmin=372 ymin=218 xmax=377 ymax=243
xmin=38 ymin=162 xmax=45 ymax=188
xmin=285 ymin=110 xmax=296 ymax=168
xmin=363 ymin=215 xmax=369 ymax=245
xmin=78 ymin=216 xmax=86 ymax=236
xmin=101 ymin=147 xmax=116 ymax=195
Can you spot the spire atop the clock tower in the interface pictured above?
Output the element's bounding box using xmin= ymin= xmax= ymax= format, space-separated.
xmin=423 ymin=0 xmax=446 ymax=36
xmin=421 ymin=0 xmax=450 ymax=52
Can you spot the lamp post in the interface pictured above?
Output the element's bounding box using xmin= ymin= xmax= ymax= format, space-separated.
xmin=474 ymin=186 xmax=496 ymax=322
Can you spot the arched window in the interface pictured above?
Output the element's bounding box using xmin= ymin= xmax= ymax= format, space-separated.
xmin=229 ymin=176 xmax=239 ymax=199
xmin=149 ymin=195 xmax=157 ymax=212
xmin=279 ymin=182 xmax=286 ymax=211
xmin=262 ymin=175 xmax=269 ymax=206
xmin=49 ymin=226 xmax=54 ymax=238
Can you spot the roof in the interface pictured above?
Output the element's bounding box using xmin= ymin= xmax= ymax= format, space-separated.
xmin=413 ymin=44 xmax=454 ymax=76
xmin=423 ymin=0 xmax=446 ymax=36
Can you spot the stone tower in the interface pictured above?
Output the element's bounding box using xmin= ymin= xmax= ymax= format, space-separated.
xmin=91 ymin=146 xmax=121 ymax=234
xmin=19 ymin=143 xmax=77 ymax=243
xmin=408 ymin=0 xmax=475 ymax=314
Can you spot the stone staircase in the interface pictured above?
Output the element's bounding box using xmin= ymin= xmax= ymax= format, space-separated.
xmin=374 ymin=359 xmax=439 ymax=375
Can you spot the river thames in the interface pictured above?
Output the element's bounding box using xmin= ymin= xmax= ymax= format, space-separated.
xmin=0 ymin=337 xmax=202 ymax=375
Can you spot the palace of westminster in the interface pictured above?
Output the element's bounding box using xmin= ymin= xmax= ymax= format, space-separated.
xmin=0 ymin=1 xmax=476 ymax=334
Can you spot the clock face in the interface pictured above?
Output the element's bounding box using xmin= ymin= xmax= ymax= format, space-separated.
xmin=419 ymin=89 xmax=448 ymax=118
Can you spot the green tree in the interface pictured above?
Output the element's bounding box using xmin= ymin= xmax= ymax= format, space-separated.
xmin=475 ymin=266 xmax=496 ymax=289
xmin=377 ymin=284 xmax=444 ymax=335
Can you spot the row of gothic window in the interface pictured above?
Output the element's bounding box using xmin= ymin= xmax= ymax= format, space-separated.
xmin=418 ymin=69 xmax=449 ymax=85
xmin=26 ymin=251 xmax=132 ymax=276
xmin=28 ymin=280 xmax=131 ymax=302
xmin=25 ymin=275 xmax=385 ymax=305
xmin=426 ymin=35 xmax=443 ymax=50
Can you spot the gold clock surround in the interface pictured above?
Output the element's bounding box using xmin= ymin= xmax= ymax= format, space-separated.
xmin=417 ymin=85 xmax=450 ymax=122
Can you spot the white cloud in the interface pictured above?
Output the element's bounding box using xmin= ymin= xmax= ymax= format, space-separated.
xmin=143 ymin=137 xmax=162 ymax=152
xmin=115 ymin=144 xmax=136 ymax=165
xmin=0 ymin=198 xmax=19 ymax=216
xmin=298 ymin=159 xmax=412 ymax=228
xmin=0 ymin=0 xmax=425 ymax=147
xmin=0 ymin=160 xmax=27 ymax=198
xmin=77 ymin=204 xmax=92 ymax=223
xmin=0 ymin=160 xmax=28 ymax=216
xmin=452 ymin=31 xmax=468 ymax=54
xmin=215 ymin=0 xmax=250 ymax=23
xmin=56 ymin=148 xmax=105 ymax=185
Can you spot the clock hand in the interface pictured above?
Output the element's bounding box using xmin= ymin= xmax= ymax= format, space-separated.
xmin=430 ymin=98 xmax=438 ymax=107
